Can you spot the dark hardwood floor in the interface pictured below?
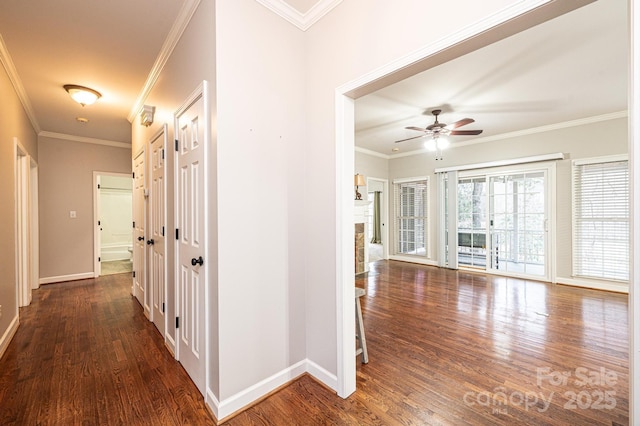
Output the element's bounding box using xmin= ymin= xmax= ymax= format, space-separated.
xmin=0 ymin=261 xmax=629 ymax=425
xmin=228 ymin=261 xmax=629 ymax=425
xmin=0 ymin=273 xmax=215 ymax=425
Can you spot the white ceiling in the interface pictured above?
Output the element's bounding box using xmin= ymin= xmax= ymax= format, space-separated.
xmin=0 ymin=0 xmax=336 ymax=145
xmin=0 ymin=0 xmax=626 ymax=150
xmin=0 ymin=0 xmax=187 ymax=144
xmin=355 ymin=0 xmax=628 ymax=157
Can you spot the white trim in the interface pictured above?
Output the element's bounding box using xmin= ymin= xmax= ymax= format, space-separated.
xmin=39 ymin=131 xmax=131 ymax=149
xmin=630 ymin=1 xmax=640 ymax=423
xmin=556 ymin=277 xmax=629 ymax=294
xmin=93 ymin=171 xmax=133 ymax=277
xmin=335 ymin=0 xmax=591 ymax=405
xmin=39 ymin=272 xmax=95 ymax=285
xmin=0 ymin=314 xmax=19 ymax=360
xmin=383 ymin=111 xmax=628 ymax=160
xmin=173 ymin=80 xmax=210 ymax=395
xmin=573 ymin=153 xmax=629 ymax=166
xmin=306 ymin=358 xmax=339 ymax=389
xmin=388 ymin=255 xmax=438 ymax=267
xmin=127 ymin=0 xmax=202 ymax=122
xmin=255 ymin=0 xmax=343 ymax=31
xmin=335 ymin=93 xmax=356 ymax=397
xmin=355 ymin=146 xmax=391 ymax=160
xmin=0 ymin=35 xmax=41 ymax=133
xmin=435 ymin=153 xmax=564 ymax=174
xmin=392 ymin=175 xmax=429 ymax=184
xmin=337 ymin=0 xmax=556 ymax=96
xmin=212 ymin=360 xmax=308 ymax=420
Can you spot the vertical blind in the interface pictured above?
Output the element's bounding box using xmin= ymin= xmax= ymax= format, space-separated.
xmin=394 ymin=179 xmax=428 ymax=256
xmin=573 ymin=159 xmax=629 ymax=281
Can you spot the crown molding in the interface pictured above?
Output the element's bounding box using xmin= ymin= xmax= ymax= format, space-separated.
xmin=39 ymin=131 xmax=131 ymax=149
xmin=0 ymin=34 xmax=41 ymax=134
xmin=255 ymin=0 xmax=342 ymax=31
xmin=386 ymin=111 xmax=629 ymax=159
xmin=127 ymin=0 xmax=202 ymax=122
xmin=355 ymin=146 xmax=390 ymax=160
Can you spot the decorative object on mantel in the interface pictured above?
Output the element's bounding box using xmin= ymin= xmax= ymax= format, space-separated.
xmin=354 ymin=173 xmax=366 ymax=200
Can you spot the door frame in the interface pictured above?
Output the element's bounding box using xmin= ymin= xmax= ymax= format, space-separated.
xmin=14 ymin=138 xmax=32 ymax=307
xmin=335 ymin=0 xmax=603 ymax=399
xmin=148 ymin=124 xmax=169 ymax=337
xmin=366 ymin=177 xmax=389 ymax=262
xmin=92 ymin=171 xmax=133 ymax=277
xmin=173 ymin=80 xmax=210 ymax=396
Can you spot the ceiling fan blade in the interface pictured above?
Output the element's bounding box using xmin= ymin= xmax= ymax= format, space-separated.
xmin=450 ymin=129 xmax=483 ymax=136
xmin=447 ymin=118 xmax=475 ymax=129
xmin=405 ymin=126 xmax=428 ymax=132
xmin=395 ymin=134 xmax=428 ymax=143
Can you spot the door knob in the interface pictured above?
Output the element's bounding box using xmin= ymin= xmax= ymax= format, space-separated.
xmin=137 ymin=236 xmax=145 ymax=241
xmin=147 ymin=239 xmax=155 ymax=245
xmin=191 ymin=256 xmax=204 ymax=266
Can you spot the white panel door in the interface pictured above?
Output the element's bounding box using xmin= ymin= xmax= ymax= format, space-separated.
xmin=132 ymin=150 xmax=146 ymax=305
xmin=175 ymin=86 xmax=207 ymax=394
xmin=150 ymin=127 xmax=167 ymax=336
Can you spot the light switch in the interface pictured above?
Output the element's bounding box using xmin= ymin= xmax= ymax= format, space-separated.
xmin=70 ymin=210 xmax=77 ymax=218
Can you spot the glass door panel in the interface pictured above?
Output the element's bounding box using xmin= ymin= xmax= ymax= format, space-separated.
xmin=489 ymin=171 xmax=546 ymax=278
xmin=457 ymin=177 xmax=487 ymax=267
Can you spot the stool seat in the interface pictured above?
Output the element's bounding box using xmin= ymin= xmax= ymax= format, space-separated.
xmin=355 ymin=287 xmax=368 ymax=364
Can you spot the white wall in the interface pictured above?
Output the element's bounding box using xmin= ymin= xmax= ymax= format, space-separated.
xmin=304 ymin=0 xmax=528 ymax=382
xmin=215 ymin=0 xmax=306 ymax=402
xmin=130 ymin=0 xmax=218 ymax=394
xmin=0 ymin=52 xmax=37 ymax=357
xmin=38 ymin=137 xmax=131 ymax=280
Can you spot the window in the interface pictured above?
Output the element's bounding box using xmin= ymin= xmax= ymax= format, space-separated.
xmin=573 ymin=157 xmax=629 ymax=281
xmin=394 ymin=178 xmax=428 ymax=257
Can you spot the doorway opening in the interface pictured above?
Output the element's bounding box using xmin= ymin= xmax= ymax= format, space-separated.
xmin=15 ymin=138 xmax=38 ymax=307
xmin=93 ymin=172 xmax=133 ymax=277
xmin=367 ymin=177 xmax=388 ymax=265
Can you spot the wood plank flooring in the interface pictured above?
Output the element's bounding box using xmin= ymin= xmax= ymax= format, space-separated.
xmin=0 ymin=261 xmax=629 ymax=425
xmin=227 ymin=261 xmax=629 ymax=425
xmin=0 ymin=273 xmax=215 ymax=425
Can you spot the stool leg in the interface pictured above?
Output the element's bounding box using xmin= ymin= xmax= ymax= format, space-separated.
xmin=355 ymin=296 xmax=369 ymax=364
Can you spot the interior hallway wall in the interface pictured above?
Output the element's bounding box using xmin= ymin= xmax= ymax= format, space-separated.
xmin=0 ymin=52 xmax=38 ymax=355
xmin=38 ymin=137 xmax=131 ymax=281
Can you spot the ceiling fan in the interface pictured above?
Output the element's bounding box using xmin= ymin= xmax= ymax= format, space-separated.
xmin=395 ymin=109 xmax=483 ymax=160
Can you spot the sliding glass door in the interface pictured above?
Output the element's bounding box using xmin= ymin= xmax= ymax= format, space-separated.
xmin=457 ymin=177 xmax=487 ymax=268
xmin=449 ymin=165 xmax=551 ymax=281
xmin=489 ymin=171 xmax=547 ymax=278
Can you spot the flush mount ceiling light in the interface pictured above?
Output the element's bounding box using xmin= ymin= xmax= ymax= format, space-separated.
xmin=63 ymin=84 xmax=101 ymax=106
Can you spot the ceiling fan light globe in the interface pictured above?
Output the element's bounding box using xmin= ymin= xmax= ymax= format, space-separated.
xmin=437 ymin=137 xmax=450 ymax=149
xmin=425 ymin=139 xmax=437 ymax=151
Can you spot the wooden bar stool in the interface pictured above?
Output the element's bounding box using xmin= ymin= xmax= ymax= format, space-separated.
xmin=355 ymin=287 xmax=369 ymax=364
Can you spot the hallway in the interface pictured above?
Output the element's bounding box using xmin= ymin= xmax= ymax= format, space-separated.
xmin=0 ymin=274 xmax=215 ymax=425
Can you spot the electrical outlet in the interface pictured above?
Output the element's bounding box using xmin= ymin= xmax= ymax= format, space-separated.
xmin=70 ymin=210 xmax=77 ymax=218
xmin=0 ymin=304 xmax=3 ymax=318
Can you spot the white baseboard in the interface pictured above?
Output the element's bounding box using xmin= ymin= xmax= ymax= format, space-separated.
xmin=556 ymin=276 xmax=629 ymax=293
xmin=39 ymin=272 xmax=95 ymax=285
xmin=209 ymin=359 xmax=308 ymax=420
xmin=0 ymin=314 xmax=19 ymax=360
xmin=164 ymin=334 xmax=176 ymax=357
xmin=388 ymin=255 xmax=438 ymax=267
xmin=306 ymin=358 xmax=338 ymax=391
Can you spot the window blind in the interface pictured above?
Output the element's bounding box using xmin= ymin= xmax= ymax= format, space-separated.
xmin=572 ymin=159 xmax=629 ymax=281
xmin=394 ymin=179 xmax=428 ymax=257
